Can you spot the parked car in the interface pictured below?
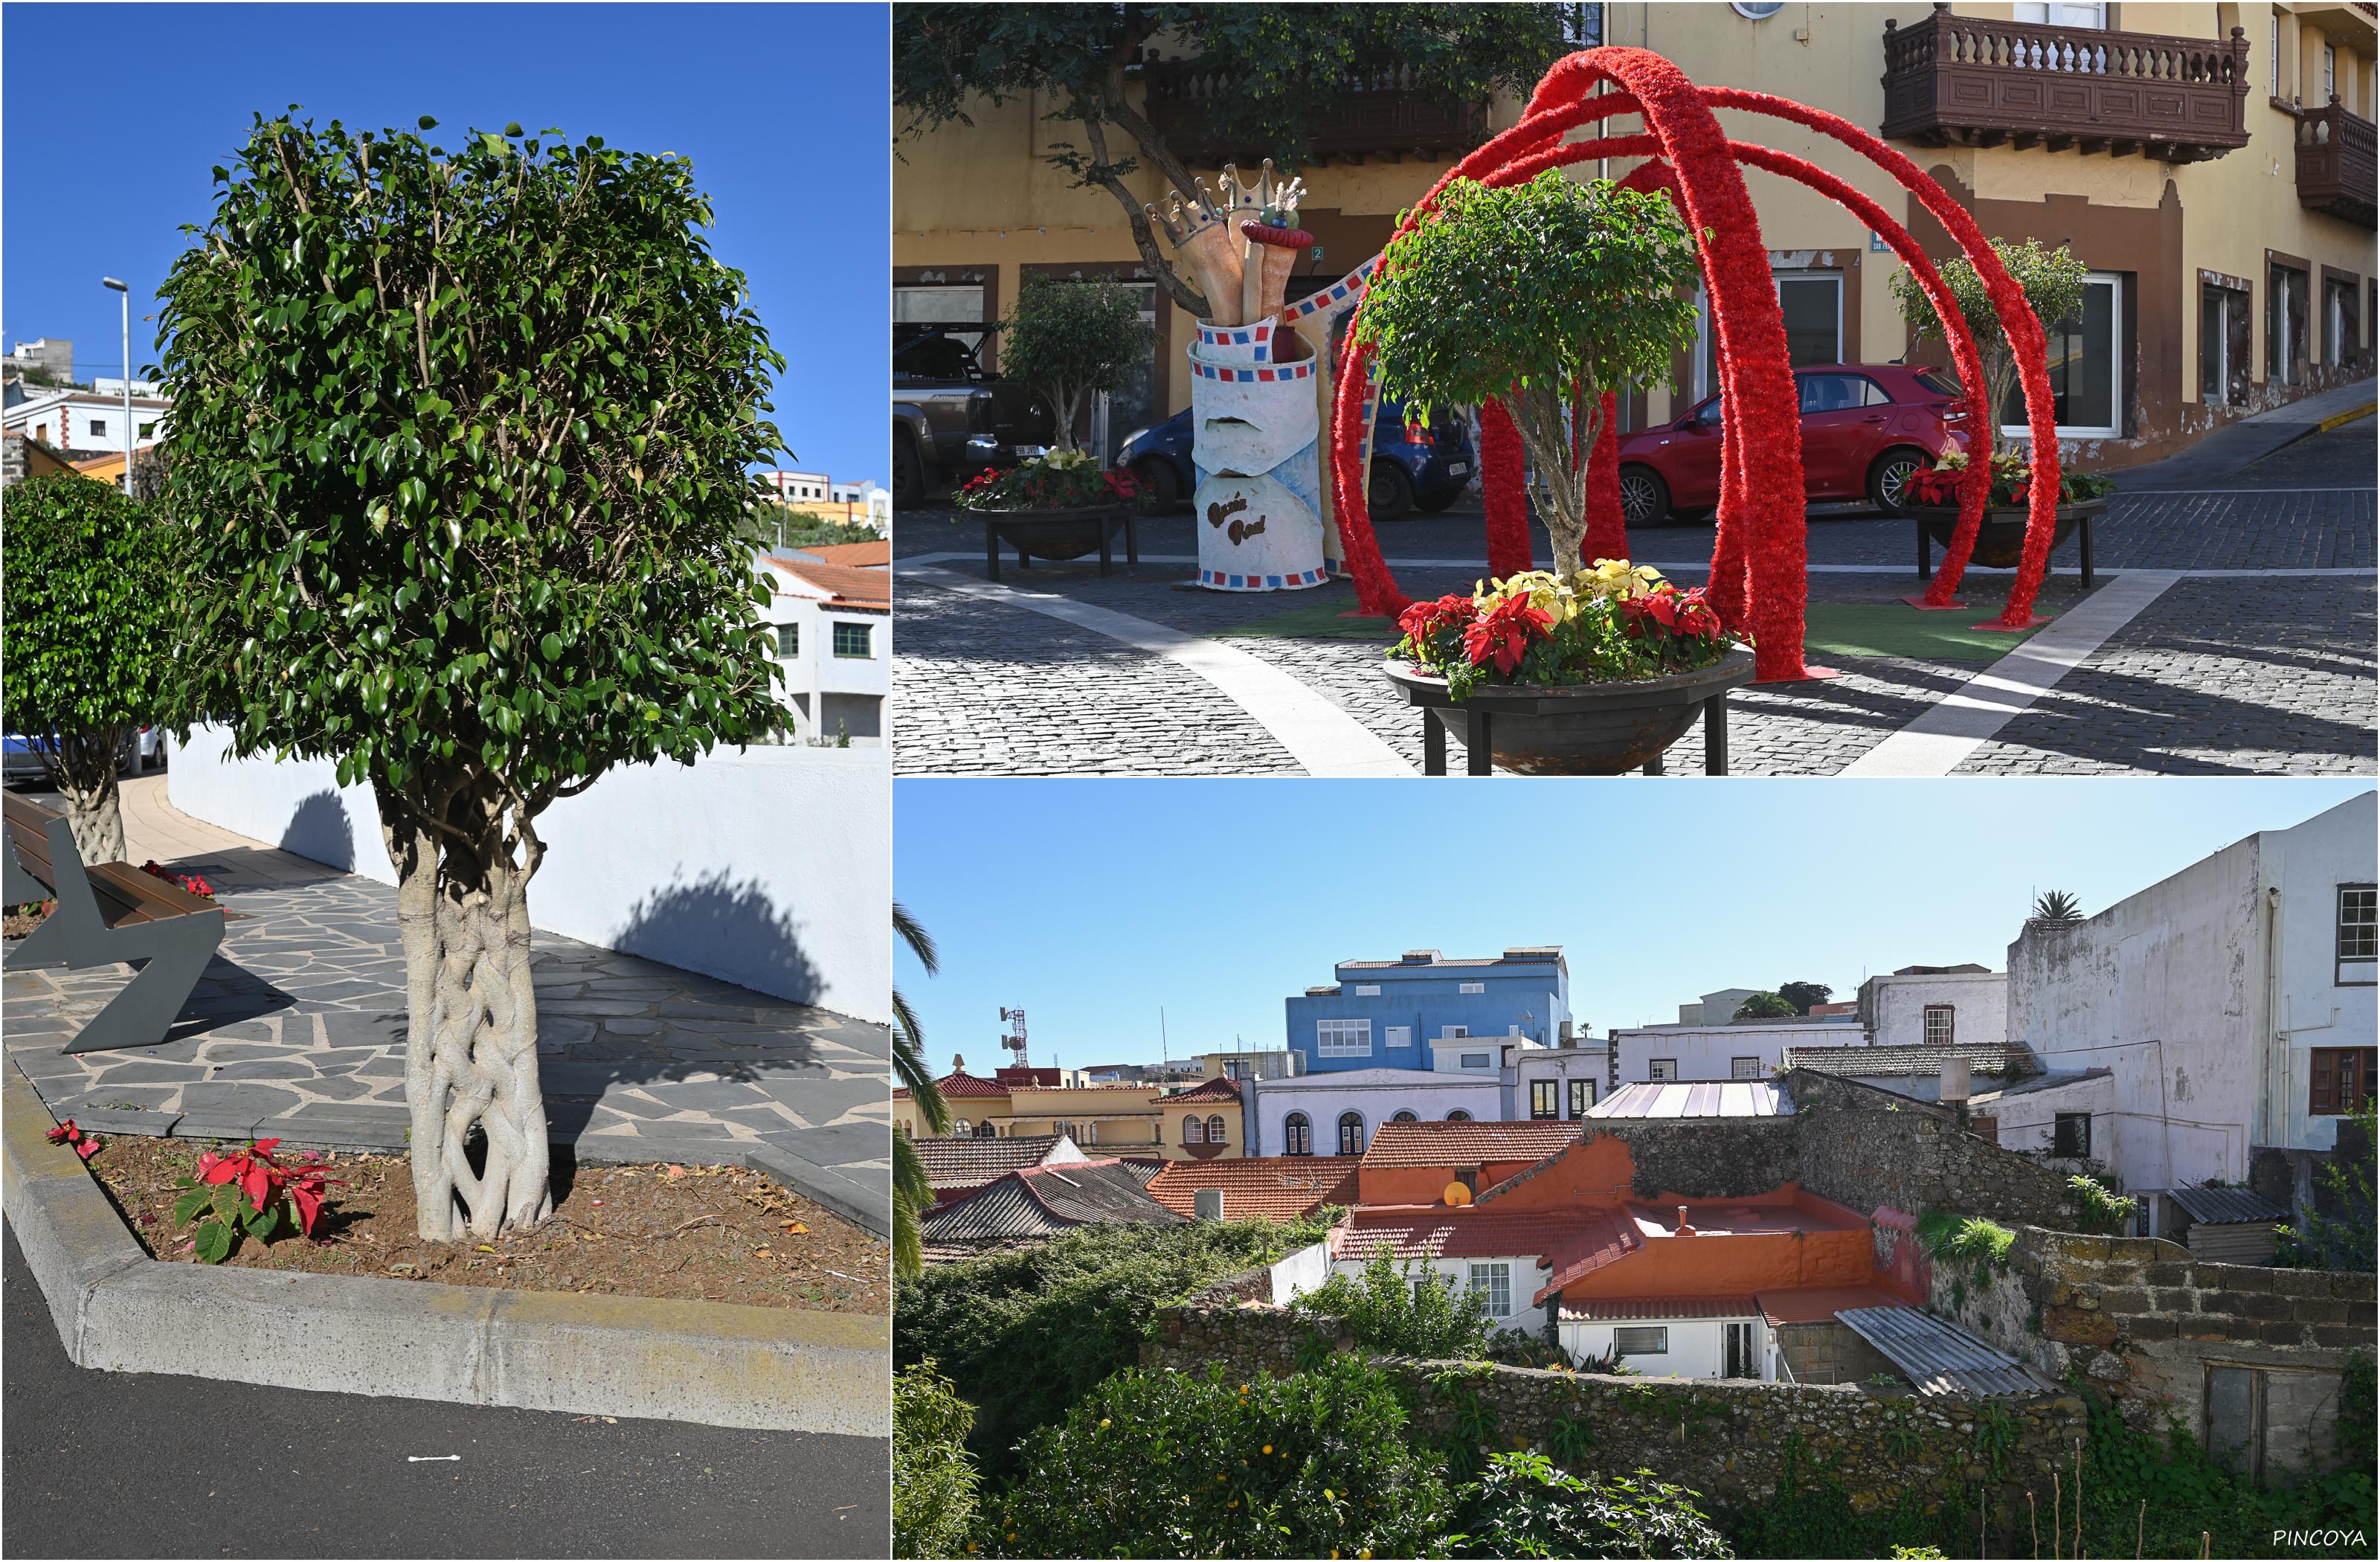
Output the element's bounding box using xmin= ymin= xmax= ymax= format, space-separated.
xmin=2 ymin=726 xmax=163 ymax=788
xmin=1614 ymin=364 xmax=1970 ymax=527
xmin=892 ymin=324 xmax=1060 ymax=507
xmin=1113 ymin=396 xmax=1475 ymax=520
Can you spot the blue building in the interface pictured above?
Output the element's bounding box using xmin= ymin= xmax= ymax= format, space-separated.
xmin=1283 ymin=948 xmax=1572 ymax=1075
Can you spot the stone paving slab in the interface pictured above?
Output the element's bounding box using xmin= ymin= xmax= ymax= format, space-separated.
xmin=4 ymin=864 xmax=889 ymax=1232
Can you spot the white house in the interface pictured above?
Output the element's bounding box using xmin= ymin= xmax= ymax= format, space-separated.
xmin=1999 ymin=794 xmax=2376 ymax=1230
xmin=1859 ymin=965 xmax=2007 ymax=1049
xmin=754 ymin=554 xmax=890 ymax=745
xmin=1512 ymin=1044 xmax=1611 ymax=1121
xmin=1 ymin=384 xmax=170 ymax=460
xmin=759 ymin=469 xmax=835 ymax=503
xmin=1247 ymin=1067 xmax=1504 ymax=1157
xmin=1609 ymin=1014 xmax=1862 ymax=1086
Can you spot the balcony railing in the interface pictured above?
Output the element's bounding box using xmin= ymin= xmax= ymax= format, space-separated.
xmin=1140 ymin=60 xmax=1489 ymax=168
xmin=1881 ymin=3 xmax=2251 ymax=164
xmin=2296 ymin=97 xmax=2378 ymax=226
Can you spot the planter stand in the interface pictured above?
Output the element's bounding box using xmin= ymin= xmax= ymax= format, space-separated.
xmin=1386 ymin=650 xmax=1756 ymax=777
xmin=979 ymin=507 xmax=1141 ymax=583
xmin=1911 ymin=502 xmax=2101 ymax=593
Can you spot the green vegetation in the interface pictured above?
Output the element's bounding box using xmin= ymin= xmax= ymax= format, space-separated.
xmin=1914 ymin=1210 xmax=2016 ymax=1269
xmin=0 ymin=475 xmax=190 ymax=864
xmin=986 ymin=1357 xmax=1459 ymax=1559
xmin=746 ymin=508 xmax=879 ymax=552
xmin=893 ymin=1360 xmax=980 ymax=1560
xmin=1291 ymin=1253 xmax=1496 ymax=1362
xmin=1458 ymin=1452 xmax=1733 ymax=1560
xmin=1777 ymin=982 xmax=1833 ymax=1016
xmin=997 ymin=274 xmax=1154 ymax=452
xmin=894 ymin=1214 xmax=1334 ymax=1475
xmin=2030 ymin=889 xmax=2087 ymax=926
xmin=1734 ymin=991 xmax=1798 ymax=1021
xmin=1889 ymin=237 xmax=2090 ymax=457
xmin=891 ymin=903 xmax=946 ymax=1278
xmin=2277 ymin=1105 xmax=2376 ymax=1273
xmin=2066 ymin=1173 xmax=2139 ymax=1235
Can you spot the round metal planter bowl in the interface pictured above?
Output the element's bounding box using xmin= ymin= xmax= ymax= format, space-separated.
xmin=979 ymin=504 xmax=1135 ymax=562
xmin=1383 ymin=649 xmax=1757 ymax=775
xmin=1915 ymin=498 xmax=2106 ymax=571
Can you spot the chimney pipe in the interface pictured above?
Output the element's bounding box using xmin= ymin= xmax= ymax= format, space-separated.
xmin=1675 ymin=1205 xmax=1695 ymax=1236
xmin=1941 ymin=1055 xmax=1972 ymax=1104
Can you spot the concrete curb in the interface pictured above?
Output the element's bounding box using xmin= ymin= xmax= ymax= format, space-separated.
xmin=1 ymin=1064 xmax=889 ymax=1436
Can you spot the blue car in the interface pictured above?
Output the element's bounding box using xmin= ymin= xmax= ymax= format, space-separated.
xmin=1113 ymin=398 xmax=1475 ymax=521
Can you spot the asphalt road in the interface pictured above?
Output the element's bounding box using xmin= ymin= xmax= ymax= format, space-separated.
xmin=1 ymin=1225 xmax=889 ymax=1560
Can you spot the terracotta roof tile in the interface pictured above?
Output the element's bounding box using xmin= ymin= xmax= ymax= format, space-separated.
xmin=1145 ymin=1156 xmax=1357 ymax=1221
xmin=762 ymin=557 xmax=891 ymax=608
xmin=1165 ymin=1075 xmax=1244 ymax=1104
xmin=1334 ymin=1206 xmax=1597 ymax=1263
xmin=1359 ymin=1119 xmax=1581 ymax=1169
xmin=797 ymin=541 xmax=890 ymax=567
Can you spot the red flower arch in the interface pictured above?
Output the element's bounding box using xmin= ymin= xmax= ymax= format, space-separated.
xmin=1328 ymin=47 xmax=2065 ymax=681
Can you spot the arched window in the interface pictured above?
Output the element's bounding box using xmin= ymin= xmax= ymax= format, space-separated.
xmin=952 ymin=1119 xmax=971 ymax=1137
xmin=1338 ymin=1111 xmax=1366 ymax=1156
xmin=1447 ymin=1109 xmax=1473 ymax=1122
xmin=1183 ymin=1115 xmax=1207 ymax=1145
xmin=1284 ymin=1113 xmax=1312 ymax=1156
xmin=974 ymin=1120 xmax=998 ymax=1140
xmin=1206 ymin=1114 xmax=1227 ymax=1143
xmin=1392 ymin=1110 xmax=1419 ymax=1123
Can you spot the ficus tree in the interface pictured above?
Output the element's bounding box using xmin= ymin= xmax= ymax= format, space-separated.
xmin=1891 ymin=237 xmax=2087 ymax=457
xmin=1357 ymin=171 xmax=1702 ymax=578
xmin=0 ymin=475 xmax=190 ymax=864
xmin=1777 ymin=980 xmax=1833 ymax=1015
xmin=893 ymin=3 xmax=1577 ymax=317
xmin=998 ymin=274 xmax=1154 ymax=451
xmin=155 ymin=112 xmax=786 ymax=1241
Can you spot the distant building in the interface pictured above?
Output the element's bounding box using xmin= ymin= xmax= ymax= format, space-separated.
xmin=6 ymin=338 xmax=73 ymax=384
xmin=755 ymin=555 xmax=890 ymax=744
xmin=759 ymin=472 xmax=892 ymax=535
xmin=1283 ymin=946 xmax=1572 ymax=1075
xmin=1857 ymin=965 xmax=2007 ymax=1050
xmin=1146 ymin=1155 xmax=1360 ymax=1224
xmin=894 ymin=1058 xmax=1244 ymax=1160
xmin=1609 ymin=1012 xmax=1862 ymax=1087
xmin=910 ymin=1133 xmax=1089 ymax=1209
xmin=1247 ymin=1066 xmax=1505 ymax=1157
xmin=1610 ymin=965 xmax=2005 ymax=1087
xmin=920 ymin=1157 xmax=1177 ymax=1259
xmin=1 ymin=384 xmax=170 ymax=463
xmin=1156 ymin=1075 xmax=1246 ymax=1160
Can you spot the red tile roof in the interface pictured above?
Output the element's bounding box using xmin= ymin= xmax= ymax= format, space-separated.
xmin=1557 ymin=1295 xmax=1761 ymax=1320
xmin=1359 ymin=1119 xmax=1581 ymax=1169
xmin=798 ymin=541 xmax=890 ymax=568
xmin=1165 ymin=1075 xmax=1244 ymax=1104
xmin=1333 ymin=1207 xmax=1594 ymax=1263
xmin=762 ymin=557 xmax=891 ymax=609
xmin=1531 ymin=1210 xmax=1644 ymax=1302
xmin=893 ymin=1070 xmax=1010 ymax=1103
xmin=1145 ymin=1156 xmax=1357 ymax=1221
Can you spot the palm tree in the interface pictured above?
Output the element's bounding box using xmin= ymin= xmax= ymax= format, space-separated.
xmin=893 ymin=901 xmax=949 ymax=1277
xmin=2031 ymin=890 xmax=2085 ymax=926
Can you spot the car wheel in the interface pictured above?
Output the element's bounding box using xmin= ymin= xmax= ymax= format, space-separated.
xmin=1412 ymin=486 xmax=1465 ymax=513
xmin=892 ymin=428 xmax=928 ymax=508
xmin=1868 ymin=447 xmax=1929 ymax=518
xmin=1132 ymin=457 xmax=1183 ymax=513
xmin=1368 ymin=460 xmax=1415 ymax=522
xmin=1618 ymin=465 xmax=1670 ymax=529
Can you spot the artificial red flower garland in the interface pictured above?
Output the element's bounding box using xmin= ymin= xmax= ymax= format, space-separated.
xmin=1477 ymin=398 xmax=1533 ymax=580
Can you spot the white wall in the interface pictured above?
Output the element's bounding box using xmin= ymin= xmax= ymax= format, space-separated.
xmin=2266 ymin=797 xmax=2379 ymax=1152
xmin=1978 ymin=1074 xmax=2118 ymax=1161
xmin=1513 ymin=1050 xmax=1609 ymax=1119
xmin=1249 ymin=1069 xmax=1504 ymax=1155
xmin=1869 ymin=970 xmax=2007 ymax=1048
xmin=1557 ymin=1315 xmax=1769 ymax=1380
xmin=1612 ymin=1021 xmax=1854 ymax=1084
xmin=1270 ymin=1239 xmax=1333 ymax=1303
xmin=170 ymin=724 xmax=889 ymax=1023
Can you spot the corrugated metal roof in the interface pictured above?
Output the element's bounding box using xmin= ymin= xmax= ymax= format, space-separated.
xmin=1583 ymin=1081 xmax=1792 ymax=1119
xmin=1559 ymin=1295 xmax=1760 ymax=1320
xmin=2169 ymin=1185 xmax=2288 ymax=1225
xmin=1835 ymin=1306 xmax=2043 ymax=1397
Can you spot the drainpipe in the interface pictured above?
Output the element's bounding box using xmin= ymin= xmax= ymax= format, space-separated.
xmin=2260 ymin=884 xmax=2282 ymax=1154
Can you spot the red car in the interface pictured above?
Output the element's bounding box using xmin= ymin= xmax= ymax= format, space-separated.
xmin=1615 ymin=364 xmax=1970 ymax=527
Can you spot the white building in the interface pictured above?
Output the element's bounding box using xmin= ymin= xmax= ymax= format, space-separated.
xmin=1858 ymin=965 xmax=2007 ymax=1049
xmin=754 ymin=554 xmax=890 ymax=745
xmin=1998 ymin=794 xmax=2376 ymax=1228
xmin=1512 ymin=1044 xmax=1611 ymax=1121
xmin=760 ymin=469 xmax=835 ymax=503
xmin=1 ymin=385 xmax=169 ymax=460
xmin=1609 ymin=1015 xmax=1862 ymax=1085
xmin=1247 ymin=1067 xmax=1504 ymax=1157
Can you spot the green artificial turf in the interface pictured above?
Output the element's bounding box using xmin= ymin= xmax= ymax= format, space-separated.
xmin=1798 ymin=600 xmax=2045 ymax=663
xmin=1209 ymin=592 xmax=1400 ymax=641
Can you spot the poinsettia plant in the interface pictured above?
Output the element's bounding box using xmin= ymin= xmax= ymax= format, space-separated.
xmin=952 ymin=448 xmax=1148 ymax=512
xmin=172 ymin=1138 xmax=339 ymax=1264
xmin=1905 ymin=447 xmax=2114 ymax=509
xmin=1389 ymin=561 xmax=1737 ymax=701
xmin=47 ymin=1119 xmax=103 ymax=1161
xmin=141 ymin=861 xmax=216 ymax=899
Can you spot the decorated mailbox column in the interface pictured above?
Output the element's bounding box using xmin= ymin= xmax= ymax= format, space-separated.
xmin=1155 ymin=163 xmax=1333 ymax=591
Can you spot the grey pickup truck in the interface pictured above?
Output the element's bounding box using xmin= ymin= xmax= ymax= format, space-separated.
xmin=892 ymin=324 xmax=1059 ymax=506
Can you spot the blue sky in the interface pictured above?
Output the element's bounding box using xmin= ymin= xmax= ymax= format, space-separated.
xmin=1 ymin=3 xmax=885 ymax=483
xmin=895 ymin=779 xmax=2376 ymax=1073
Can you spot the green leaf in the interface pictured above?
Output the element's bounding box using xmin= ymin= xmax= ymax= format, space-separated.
xmin=193 ymin=1218 xmax=234 ymax=1264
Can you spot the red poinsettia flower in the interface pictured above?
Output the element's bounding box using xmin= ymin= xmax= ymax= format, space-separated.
xmin=1462 ymin=595 xmax=1554 ymax=674
xmin=1397 ymin=594 xmax=1475 ymax=645
xmin=46 ymin=1119 xmax=102 ymax=1160
xmin=1673 ymin=587 xmax=1724 ymax=641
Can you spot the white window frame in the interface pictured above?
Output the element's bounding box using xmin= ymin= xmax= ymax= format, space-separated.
xmin=1460 ymin=1052 xmax=1492 ymax=1070
xmin=1695 ymin=271 xmax=1843 ymax=398
xmin=1354 ymin=984 xmax=1382 ymax=996
xmin=1924 ymin=1005 xmax=1957 ymax=1045
xmin=1385 ymin=1025 xmax=1413 ymax=1049
xmin=1611 ymin=1325 xmax=1669 ymax=1356
xmin=1183 ymin=1115 xmax=1206 ymax=1145
xmin=1458 ymin=981 xmax=1485 ymax=994
xmin=2003 ymin=271 xmax=2123 ymax=441
xmin=1442 ymin=1025 xmax=1470 ymax=1040
xmin=1468 ymin=1262 xmax=1512 ymax=1317
xmin=1731 ymin=1057 xmax=1761 ymax=1080
xmin=1316 ymin=1018 xmax=1373 ymax=1058
xmin=2338 ymin=884 xmax=2377 ymax=986
xmin=1649 ymin=1058 xmax=1677 ymax=1082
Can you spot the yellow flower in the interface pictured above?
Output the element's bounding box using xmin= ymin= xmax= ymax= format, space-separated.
xmin=1100 ymin=1418 xmax=1111 ymax=1428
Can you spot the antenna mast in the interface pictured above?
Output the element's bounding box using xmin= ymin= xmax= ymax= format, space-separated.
xmin=999 ymin=1006 xmax=1029 ymax=1071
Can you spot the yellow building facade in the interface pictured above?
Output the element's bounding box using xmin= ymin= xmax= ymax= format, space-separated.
xmin=892 ymin=1069 xmax=1247 ymax=1160
xmin=894 ymin=2 xmax=2374 ymax=469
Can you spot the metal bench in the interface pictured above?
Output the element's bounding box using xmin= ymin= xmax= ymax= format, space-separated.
xmin=3 ymin=791 xmax=238 ymax=1054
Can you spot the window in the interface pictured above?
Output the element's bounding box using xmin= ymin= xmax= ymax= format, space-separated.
xmin=1467 ymin=1262 xmax=1512 ymax=1317
xmin=1798 ymin=373 xmax=1888 ymax=413
xmin=2269 ymin=13 xmax=2280 ymax=98
xmin=1337 ymin=1111 xmax=1366 ymax=1156
xmin=1723 ymin=1320 xmax=1758 ymax=1379
xmin=975 ymin=1121 xmax=999 ymax=1140
xmin=1284 ymin=1113 xmax=1312 ymax=1156
xmin=1317 ymin=1018 xmax=1373 ymax=1058
xmin=1458 ymin=981 xmax=1485 ymax=994
xmin=1447 ymin=1109 xmax=1473 ymax=1122
xmin=776 ymin=623 xmax=798 ymax=658
xmin=2323 ymin=43 xmax=2336 ymax=103
xmin=1924 ymin=1005 xmax=1957 ymax=1045
xmin=1531 ymin=1080 xmax=1559 ymax=1119
xmin=1354 ymin=984 xmax=1381 ymax=996
xmin=1461 ymin=1052 xmax=1491 ymax=1070
xmin=1443 ymin=1026 xmax=1470 ymax=1040
xmin=1649 ymin=1059 xmax=1677 ymax=1082
xmin=2323 ymin=278 xmax=2357 ymax=371
xmin=88 ymin=418 xmax=106 ymax=437
xmin=2309 ymin=1048 xmax=2377 ymax=1116
xmin=2269 ymin=265 xmax=2309 ymax=387
xmin=1206 ymin=1113 xmax=1226 ymax=1143
xmin=1385 ymin=1025 xmax=1413 ymax=1049
xmin=1392 ymin=1110 xmax=1419 ymax=1123
xmin=832 ymin=621 xmax=874 ymax=658
xmin=1611 ymin=1325 xmax=1669 ymax=1356
xmin=2201 ymin=282 xmax=2249 ymax=408
xmin=1696 ymin=273 xmax=1842 ymax=395
xmin=1223 ymin=1059 xmax=1247 ymax=1080
xmin=1569 ymin=1079 xmax=1595 ymax=1117
xmin=2339 ymin=886 xmax=2376 ymax=985
xmin=1731 ymin=1057 xmax=1762 ymax=1080
xmin=2004 ymin=273 xmax=2122 ymax=437
xmin=1183 ymin=1115 xmax=1206 ymax=1145
xmin=2053 ymin=1113 xmax=2092 ymax=1157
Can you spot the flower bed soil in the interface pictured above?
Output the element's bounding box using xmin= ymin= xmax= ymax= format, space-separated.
xmin=86 ymin=1134 xmax=886 ymax=1315
xmin=4 ymin=902 xmax=51 ymax=939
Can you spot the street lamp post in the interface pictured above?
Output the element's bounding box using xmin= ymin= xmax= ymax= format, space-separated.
xmin=101 ymin=277 xmax=132 ymax=498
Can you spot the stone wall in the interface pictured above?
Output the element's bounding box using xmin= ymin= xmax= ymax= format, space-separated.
xmin=1145 ymin=1297 xmax=2091 ymax=1527
xmin=1785 ymin=1070 xmax=2077 ymax=1228
xmin=1586 ymin=1118 xmax=1799 ymax=1200
xmin=1930 ymin=1227 xmax=2376 ymax=1476
xmin=1774 ymin=1319 xmax=1904 ymax=1386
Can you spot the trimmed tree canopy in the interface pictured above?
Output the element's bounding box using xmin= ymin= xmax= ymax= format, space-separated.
xmin=1891 ymin=237 xmax=2086 ymax=449
xmin=154 ymin=112 xmax=786 ymax=1240
xmin=999 ymin=274 xmax=1155 ymax=450
xmin=0 ymin=475 xmax=188 ymax=863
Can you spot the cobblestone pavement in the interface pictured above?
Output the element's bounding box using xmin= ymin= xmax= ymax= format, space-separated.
xmin=4 ymin=858 xmax=890 ymax=1227
xmin=895 ymin=433 xmax=2374 ymax=777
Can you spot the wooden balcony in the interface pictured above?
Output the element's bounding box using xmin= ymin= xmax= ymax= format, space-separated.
xmin=1881 ymin=3 xmax=2251 ymax=164
xmin=2296 ymin=97 xmax=2377 ymax=226
xmin=1140 ymin=60 xmax=1488 ymax=169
